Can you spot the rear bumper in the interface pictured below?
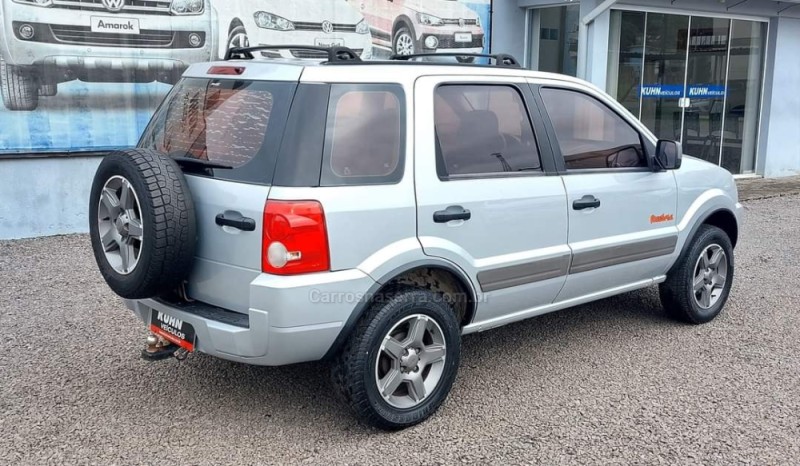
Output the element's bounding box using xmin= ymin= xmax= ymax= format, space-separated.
xmin=124 ymin=268 xmax=376 ymax=366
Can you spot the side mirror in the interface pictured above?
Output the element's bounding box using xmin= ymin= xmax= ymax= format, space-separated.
xmin=654 ymin=139 xmax=682 ymax=170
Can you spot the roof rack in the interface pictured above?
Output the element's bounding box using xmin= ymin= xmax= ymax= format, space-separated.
xmin=224 ymin=45 xmax=362 ymax=63
xmin=389 ymin=53 xmax=521 ymax=68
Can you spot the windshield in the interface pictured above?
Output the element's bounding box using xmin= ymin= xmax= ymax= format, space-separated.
xmin=140 ymin=78 xmax=296 ymax=183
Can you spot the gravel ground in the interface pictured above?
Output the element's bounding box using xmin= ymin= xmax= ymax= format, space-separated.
xmin=1 ymin=195 xmax=799 ymax=465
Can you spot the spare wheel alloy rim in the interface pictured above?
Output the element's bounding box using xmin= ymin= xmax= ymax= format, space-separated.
xmin=97 ymin=175 xmax=144 ymax=275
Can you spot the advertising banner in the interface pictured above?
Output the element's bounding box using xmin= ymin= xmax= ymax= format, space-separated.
xmin=0 ymin=0 xmax=491 ymax=155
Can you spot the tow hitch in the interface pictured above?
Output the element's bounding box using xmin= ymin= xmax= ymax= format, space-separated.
xmin=141 ymin=333 xmax=187 ymax=361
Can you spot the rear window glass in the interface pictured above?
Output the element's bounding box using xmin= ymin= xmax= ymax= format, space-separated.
xmin=140 ymin=78 xmax=295 ymax=184
xmin=320 ymin=84 xmax=405 ymax=186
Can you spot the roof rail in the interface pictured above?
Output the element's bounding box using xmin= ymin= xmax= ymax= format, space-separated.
xmin=224 ymin=45 xmax=362 ymax=63
xmin=390 ymin=53 xmax=521 ymax=68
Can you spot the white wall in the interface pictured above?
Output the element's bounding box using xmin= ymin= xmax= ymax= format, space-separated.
xmin=490 ymin=0 xmax=527 ymax=60
xmin=759 ymin=16 xmax=800 ymax=177
xmin=0 ymin=156 xmax=101 ymax=240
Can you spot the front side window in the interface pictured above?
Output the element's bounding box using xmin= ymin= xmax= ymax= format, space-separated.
xmin=321 ymin=84 xmax=405 ymax=186
xmin=540 ymin=88 xmax=647 ymax=170
xmin=434 ymin=84 xmax=541 ymax=178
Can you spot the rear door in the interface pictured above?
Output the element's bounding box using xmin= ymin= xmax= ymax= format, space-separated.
xmin=532 ymin=83 xmax=679 ymax=301
xmin=139 ymin=74 xmax=297 ymax=313
xmin=414 ymin=76 xmax=570 ymax=324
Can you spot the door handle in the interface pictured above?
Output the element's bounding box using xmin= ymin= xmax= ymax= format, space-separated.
xmin=573 ymin=195 xmax=601 ymax=211
xmin=433 ymin=205 xmax=471 ymax=223
xmin=215 ymin=211 xmax=256 ymax=231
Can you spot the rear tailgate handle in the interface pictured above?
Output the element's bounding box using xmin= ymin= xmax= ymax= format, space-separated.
xmin=216 ymin=211 xmax=256 ymax=231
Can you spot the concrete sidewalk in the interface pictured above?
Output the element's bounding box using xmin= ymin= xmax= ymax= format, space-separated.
xmin=737 ymin=175 xmax=800 ymax=201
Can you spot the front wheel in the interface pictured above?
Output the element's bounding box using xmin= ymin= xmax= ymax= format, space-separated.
xmin=659 ymin=225 xmax=734 ymax=324
xmin=333 ymin=289 xmax=461 ymax=430
xmin=393 ymin=26 xmax=416 ymax=56
xmin=0 ymin=58 xmax=39 ymax=111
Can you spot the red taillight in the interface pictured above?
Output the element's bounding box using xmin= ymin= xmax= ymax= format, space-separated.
xmin=208 ymin=66 xmax=245 ymax=75
xmin=262 ymin=200 xmax=330 ymax=275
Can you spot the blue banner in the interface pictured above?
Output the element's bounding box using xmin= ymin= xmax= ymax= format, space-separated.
xmin=639 ymin=84 xmax=727 ymax=99
xmin=639 ymin=85 xmax=684 ymax=98
xmin=687 ymin=84 xmax=726 ymax=98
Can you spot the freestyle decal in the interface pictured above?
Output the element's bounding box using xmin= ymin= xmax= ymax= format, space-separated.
xmin=650 ymin=213 xmax=675 ymax=224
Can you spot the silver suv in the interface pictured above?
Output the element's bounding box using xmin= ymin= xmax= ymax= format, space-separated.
xmin=89 ymin=46 xmax=742 ymax=430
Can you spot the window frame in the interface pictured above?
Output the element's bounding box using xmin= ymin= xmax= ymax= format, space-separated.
xmin=433 ymin=81 xmax=557 ymax=181
xmin=319 ymin=83 xmax=407 ymax=187
xmin=533 ymin=84 xmax=656 ymax=174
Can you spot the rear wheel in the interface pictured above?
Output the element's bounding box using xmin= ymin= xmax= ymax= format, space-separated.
xmin=333 ymin=289 xmax=461 ymax=430
xmin=0 ymin=58 xmax=38 ymax=111
xmin=38 ymin=83 xmax=57 ymax=97
xmin=659 ymin=225 xmax=734 ymax=324
xmin=227 ymin=24 xmax=249 ymax=52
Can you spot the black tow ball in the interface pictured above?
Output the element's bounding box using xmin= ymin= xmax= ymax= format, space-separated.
xmin=141 ymin=334 xmax=181 ymax=361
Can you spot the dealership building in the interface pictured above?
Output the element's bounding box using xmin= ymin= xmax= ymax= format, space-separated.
xmin=492 ymin=0 xmax=800 ymax=177
xmin=1 ymin=0 xmax=799 ymax=240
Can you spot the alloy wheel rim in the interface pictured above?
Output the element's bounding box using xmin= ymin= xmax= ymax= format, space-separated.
xmin=693 ymin=244 xmax=728 ymax=309
xmin=396 ymin=33 xmax=414 ymax=55
xmin=97 ymin=176 xmax=144 ymax=275
xmin=229 ymin=32 xmax=249 ymax=50
xmin=375 ymin=314 xmax=447 ymax=409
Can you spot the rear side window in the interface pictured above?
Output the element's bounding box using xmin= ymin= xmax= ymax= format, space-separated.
xmin=434 ymin=84 xmax=541 ymax=178
xmin=320 ymin=84 xmax=405 ymax=186
xmin=140 ymin=78 xmax=295 ymax=184
xmin=540 ymin=88 xmax=647 ymax=170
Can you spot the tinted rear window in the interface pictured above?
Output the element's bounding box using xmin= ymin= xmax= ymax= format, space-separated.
xmin=320 ymin=84 xmax=406 ymax=186
xmin=139 ymin=78 xmax=295 ymax=184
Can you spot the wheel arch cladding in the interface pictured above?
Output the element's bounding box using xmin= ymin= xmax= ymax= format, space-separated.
xmin=229 ymin=19 xmax=244 ymax=32
xmin=393 ymin=15 xmax=415 ymax=36
xmin=703 ymin=209 xmax=738 ymax=248
xmin=322 ymin=261 xmax=478 ymax=360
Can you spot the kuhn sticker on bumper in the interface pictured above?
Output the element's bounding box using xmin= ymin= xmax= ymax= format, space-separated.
xmin=91 ymin=16 xmax=141 ymax=35
xmin=149 ymin=310 xmax=195 ymax=351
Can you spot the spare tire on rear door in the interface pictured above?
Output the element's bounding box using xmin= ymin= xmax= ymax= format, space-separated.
xmin=89 ymin=148 xmax=196 ymax=299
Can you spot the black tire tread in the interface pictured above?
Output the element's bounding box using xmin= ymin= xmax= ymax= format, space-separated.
xmin=659 ymin=225 xmax=734 ymax=324
xmin=38 ymin=84 xmax=57 ymax=97
xmin=90 ymin=148 xmax=196 ymax=299
xmin=0 ymin=58 xmax=38 ymax=111
xmin=332 ymin=288 xmax=460 ymax=430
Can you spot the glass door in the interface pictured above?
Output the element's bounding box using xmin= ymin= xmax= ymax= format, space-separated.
xmin=607 ymin=11 xmax=766 ymax=174
xmin=681 ymin=17 xmax=731 ymax=166
xmin=639 ymin=13 xmax=689 ymax=141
